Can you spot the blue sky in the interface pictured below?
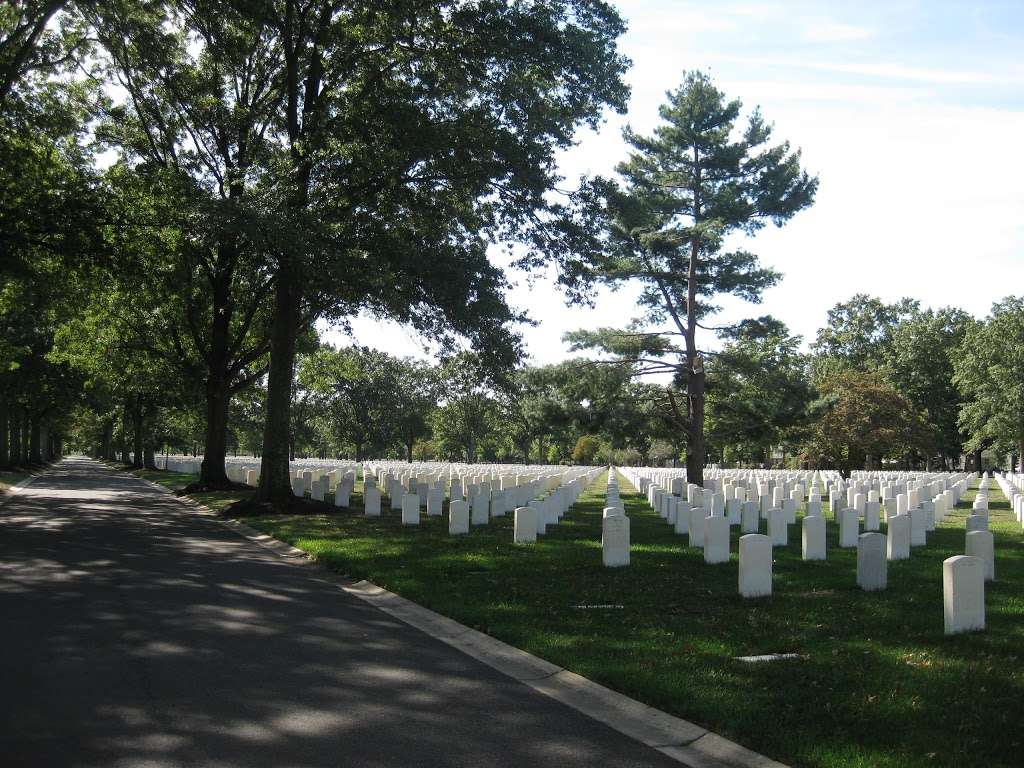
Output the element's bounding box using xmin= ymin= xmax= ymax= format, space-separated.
xmin=330 ymin=0 xmax=1024 ymax=364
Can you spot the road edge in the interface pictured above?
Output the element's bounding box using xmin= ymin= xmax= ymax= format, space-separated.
xmin=115 ymin=462 xmax=790 ymax=768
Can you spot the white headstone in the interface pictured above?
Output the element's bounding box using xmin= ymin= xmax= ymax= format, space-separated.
xmin=704 ymin=515 xmax=730 ymax=564
xmin=739 ymin=534 xmax=772 ymax=598
xmin=802 ymin=515 xmax=826 ymax=561
xmin=689 ymin=507 xmax=705 ymax=547
xmin=427 ymin=487 xmax=444 ymax=517
xmin=364 ymin=486 xmax=381 ymax=517
xmin=469 ymin=491 xmax=488 ymax=526
xmin=965 ymin=530 xmax=995 ymax=581
xmin=864 ymin=500 xmax=881 ymax=531
xmin=966 ymin=514 xmax=988 ymax=533
xmin=909 ymin=507 xmax=927 ymax=547
xmin=311 ymin=480 xmax=326 ymax=502
xmin=768 ymin=507 xmax=788 ymax=547
xmin=943 ymin=555 xmax=985 ymax=634
xmin=602 ymin=515 xmax=630 ymax=567
xmin=886 ymin=514 xmax=910 ymax=560
xmin=673 ymin=504 xmax=690 ymax=535
xmin=839 ymin=508 xmax=859 ymax=548
xmin=401 ymin=493 xmax=420 ymax=525
xmin=741 ymin=500 xmax=760 ymax=533
xmin=335 ymin=483 xmax=351 ymax=508
xmin=856 ymin=532 xmax=887 ymax=591
xmin=920 ymin=499 xmax=936 ymax=532
xmin=449 ymin=500 xmax=469 ymax=534
xmin=781 ymin=498 xmax=797 ymax=525
xmin=514 ymin=506 xmax=537 ymax=543
xmin=726 ymin=498 xmax=742 ymax=525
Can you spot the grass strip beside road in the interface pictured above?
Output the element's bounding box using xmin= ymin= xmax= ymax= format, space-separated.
xmin=238 ymin=474 xmax=1023 ymax=768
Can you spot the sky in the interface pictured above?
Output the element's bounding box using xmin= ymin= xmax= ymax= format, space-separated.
xmin=326 ymin=0 xmax=1024 ymax=365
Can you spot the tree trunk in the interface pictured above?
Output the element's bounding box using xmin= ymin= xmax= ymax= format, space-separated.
xmin=405 ymin=440 xmax=413 ymax=463
xmin=119 ymin=406 xmax=130 ymax=463
xmin=1018 ymin=437 xmax=1024 ymax=473
xmin=683 ymin=147 xmax=706 ymax=487
xmin=10 ymin=411 xmax=21 ymax=466
xmin=30 ymin=418 xmax=42 ymax=463
xmin=21 ymin=414 xmax=30 ymax=465
xmin=0 ymin=396 xmax=8 ymax=467
xmin=685 ymin=370 xmax=706 ymax=486
xmin=467 ymin=433 xmax=476 ymax=464
xmin=200 ymin=262 xmax=234 ymax=486
xmin=257 ymin=261 xmax=300 ymax=501
xmin=132 ymin=401 xmax=144 ymax=468
xmin=200 ymin=373 xmax=231 ymax=485
xmin=101 ymin=419 xmax=113 ymax=460
xmin=973 ymin=448 xmax=983 ymax=476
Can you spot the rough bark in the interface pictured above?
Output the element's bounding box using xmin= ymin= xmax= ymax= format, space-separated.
xmin=257 ymin=263 xmax=300 ymax=501
xmin=30 ymin=418 xmax=42 ymax=463
xmin=0 ymin=397 xmax=8 ymax=466
xmin=101 ymin=419 xmax=113 ymax=460
xmin=683 ymin=148 xmax=705 ymax=487
xmin=10 ymin=409 xmax=22 ymax=465
xmin=199 ymin=257 xmax=234 ymax=486
xmin=132 ymin=402 xmax=144 ymax=468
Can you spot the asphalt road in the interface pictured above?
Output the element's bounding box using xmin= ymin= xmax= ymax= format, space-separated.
xmin=0 ymin=458 xmax=681 ymax=767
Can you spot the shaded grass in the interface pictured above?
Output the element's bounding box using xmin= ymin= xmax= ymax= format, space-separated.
xmin=236 ymin=474 xmax=1024 ymax=768
xmin=0 ymin=468 xmax=33 ymax=494
xmin=116 ymin=465 xmax=255 ymax=513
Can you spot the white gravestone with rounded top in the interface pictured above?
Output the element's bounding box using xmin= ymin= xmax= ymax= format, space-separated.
xmin=965 ymin=530 xmax=995 ymax=581
xmin=857 ymin=532 xmax=887 ymax=591
xmin=741 ymin=500 xmax=760 ymax=533
xmin=689 ymin=507 xmax=705 ymax=547
xmin=514 ymin=506 xmax=537 ymax=543
xmin=739 ymin=534 xmax=772 ymax=598
xmin=802 ymin=515 xmax=826 ymax=561
xmin=704 ymin=515 xmax=729 ymax=564
xmin=768 ymin=507 xmax=788 ymax=546
xmin=449 ymin=500 xmax=469 ymax=534
xmin=602 ymin=514 xmax=630 ymax=567
xmin=886 ymin=514 xmax=910 ymax=560
xmin=909 ymin=507 xmax=927 ymax=547
xmin=943 ymin=555 xmax=985 ymax=634
xmin=401 ymin=493 xmax=420 ymax=525
xmin=364 ymin=486 xmax=381 ymax=517
xmin=839 ymin=508 xmax=859 ymax=548
xmin=674 ymin=504 xmax=690 ymax=535
xmin=864 ymin=500 xmax=880 ymax=531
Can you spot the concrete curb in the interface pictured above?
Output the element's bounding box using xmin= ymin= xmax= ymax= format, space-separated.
xmin=115 ymin=463 xmax=788 ymax=768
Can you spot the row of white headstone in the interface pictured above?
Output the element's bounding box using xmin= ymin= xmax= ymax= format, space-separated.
xmin=994 ymin=471 xmax=1024 ymax=526
xmin=616 ymin=466 xmax=990 ymax=634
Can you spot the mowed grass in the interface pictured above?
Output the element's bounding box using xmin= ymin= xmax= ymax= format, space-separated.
xmin=118 ymin=465 xmax=255 ymax=513
xmin=0 ymin=468 xmax=33 ymax=494
xmin=159 ymin=467 xmax=1020 ymax=768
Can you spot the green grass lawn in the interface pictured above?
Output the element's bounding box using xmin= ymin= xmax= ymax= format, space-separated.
xmin=228 ymin=474 xmax=1024 ymax=768
xmin=116 ymin=465 xmax=255 ymax=513
xmin=0 ymin=468 xmax=33 ymax=494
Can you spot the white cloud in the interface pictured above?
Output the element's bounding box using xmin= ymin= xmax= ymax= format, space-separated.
xmin=802 ymin=21 xmax=874 ymax=43
xmin=716 ymin=53 xmax=1024 ymax=85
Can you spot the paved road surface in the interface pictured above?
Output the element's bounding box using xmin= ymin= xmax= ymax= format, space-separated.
xmin=0 ymin=458 xmax=681 ymax=767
